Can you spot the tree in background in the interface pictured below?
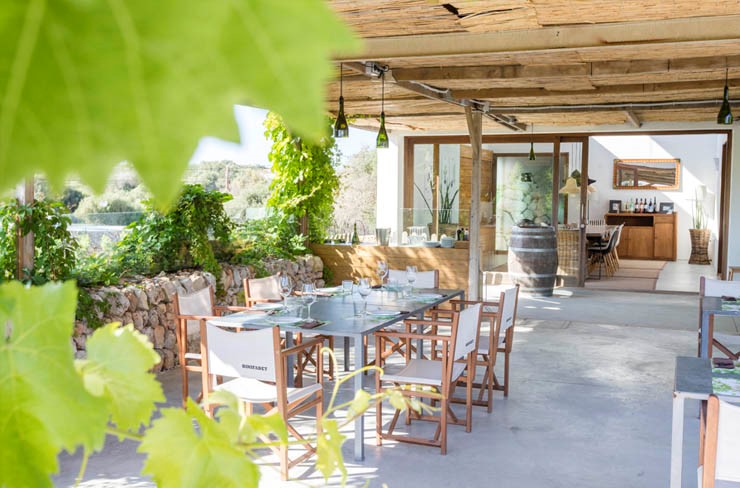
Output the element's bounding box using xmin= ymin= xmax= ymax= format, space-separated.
xmin=265 ymin=112 xmax=339 ymax=242
xmin=333 ymin=146 xmax=377 ymax=235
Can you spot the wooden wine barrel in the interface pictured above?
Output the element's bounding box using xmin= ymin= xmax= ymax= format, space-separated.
xmin=507 ymin=226 xmax=558 ymax=296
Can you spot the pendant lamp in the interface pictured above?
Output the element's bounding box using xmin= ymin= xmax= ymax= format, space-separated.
xmin=717 ymin=65 xmax=734 ymax=125
xmin=376 ymin=72 xmax=389 ymax=148
xmin=558 ymin=177 xmax=579 ymax=195
xmin=334 ymin=64 xmax=349 ymax=138
xmin=528 ymin=123 xmax=536 ymax=160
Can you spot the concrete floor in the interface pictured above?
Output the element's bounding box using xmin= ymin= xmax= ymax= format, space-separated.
xmin=55 ymin=288 xmax=705 ymax=488
xmin=656 ymin=259 xmax=716 ymax=293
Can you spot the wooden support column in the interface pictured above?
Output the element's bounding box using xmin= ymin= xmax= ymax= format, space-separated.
xmin=465 ymin=106 xmax=482 ymax=300
xmin=16 ymin=178 xmax=34 ymax=280
xmin=578 ymin=139 xmax=590 ymax=287
xmin=551 ymin=138 xmax=561 ymax=228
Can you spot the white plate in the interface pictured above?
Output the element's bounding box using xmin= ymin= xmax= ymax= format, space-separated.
xmin=316 ymin=286 xmax=342 ymax=293
xmin=251 ymin=302 xmax=284 ymax=311
xmin=369 ymin=309 xmax=401 ymax=317
xmin=269 ymin=316 xmax=304 ymax=325
xmin=413 ymin=293 xmax=443 ymax=300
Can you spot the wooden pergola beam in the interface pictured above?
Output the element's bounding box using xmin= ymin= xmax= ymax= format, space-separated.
xmin=452 ymin=78 xmax=740 ymax=99
xmin=343 ymin=61 xmax=527 ymax=131
xmin=625 ymin=110 xmax=642 ymax=128
xmin=390 ymin=55 xmax=740 ymax=83
xmin=464 ymin=106 xmax=482 ymax=300
xmin=336 ymin=15 xmax=740 ymax=62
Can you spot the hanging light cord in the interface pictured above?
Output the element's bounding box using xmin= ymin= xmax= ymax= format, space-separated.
xmin=381 ymin=72 xmax=385 ymax=113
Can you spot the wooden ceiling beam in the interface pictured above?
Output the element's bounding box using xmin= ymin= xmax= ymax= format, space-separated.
xmin=625 ymin=111 xmax=642 ymax=128
xmin=452 ymin=78 xmax=740 ymax=99
xmin=336 ymin=15 xmax=740 ymax=62
xmin=389 ymin=55 xmax=740 ymax=83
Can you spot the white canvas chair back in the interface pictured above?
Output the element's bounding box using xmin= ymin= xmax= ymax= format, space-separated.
xmin=499 ymin=286 xmax=519 ymax=333
xmin=247 ymin=275 xmax=282 ymax=301
xmin=715 ymin=399 xmax=740 ymax=483
xmin=205 ymin=324 xmax=277 ymax=383
xmin=388 ymin=269 xmax=439 ymax=288
xmin=703 ymin=278 xmax=740 ymax=298
xmin=613 ymin=224 xmax=625 ymax=248
xmin=453 ymin=303 xmax=481 ymax=360
xmin=178 ymin=287 xmax=213 ymax=336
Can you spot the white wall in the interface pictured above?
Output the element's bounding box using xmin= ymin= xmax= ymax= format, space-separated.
xmin=375 ymin=133 xmax=404 ymax=244
xmin=588 ymin=134 xmax=724 ymax=260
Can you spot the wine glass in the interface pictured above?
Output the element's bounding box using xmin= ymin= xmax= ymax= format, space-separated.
xmin=376 ymin=260 xmax=388 ymax=290
xmin=406 ymin=265 xmax=417 ymax=291
xmin=358 ymin=278 xmax=372 ymax=315
xmin=301 ymin=283 xmax=317 ymax=320
xmin=279 ymin=275 xmax=293 ymax=310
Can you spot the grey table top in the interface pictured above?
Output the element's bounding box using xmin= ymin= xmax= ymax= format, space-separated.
xmin=701 ymin=297 xmax=740 ymax=316
xmin=674 ymin=356 xmax=712 ymax=396
xmin=209 ymin=288 xmax=464 ymax=339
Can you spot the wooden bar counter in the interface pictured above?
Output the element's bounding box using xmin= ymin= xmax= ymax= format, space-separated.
xmin=310 ymin=243 xmax=470 ymax=292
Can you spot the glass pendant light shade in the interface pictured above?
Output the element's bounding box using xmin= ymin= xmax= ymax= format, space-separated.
xmin=376 ymin=112 xmax=389 ymax=148
xmin=528 ymin=122 xmax=536 ymax=160
xmin=376 ymin=71 xmax=389 ymax=148
xmin=718 ymin=85 xmax=734 ymax=125
xmin=334 ymin=96 xmax=349 ymax=138
xmin=334 ymin=64 xmax=349 ymax=138
xmin=559 ymin=177 xmax=579 ymax=195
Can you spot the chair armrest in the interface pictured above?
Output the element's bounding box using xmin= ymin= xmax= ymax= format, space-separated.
xmin=213 ymin=305 xmax=254 ymax=315
xmin=403 ymin=318 xmax=453 ymax=328
xmin=281 ymin=337 xmax=326 ymax=357
xmin=176 ymin=314 xmax=219 ymax=322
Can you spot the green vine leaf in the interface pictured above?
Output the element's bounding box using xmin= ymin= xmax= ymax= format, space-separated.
xmin=0 ymin=0 xmax=359 ymax=207
xmin=76 ymin=323 xmax=165 ymax=433
xmin=316 ymin=418 xmax=347 ymax=483
xmin=0 ymin=281 xmax=108 ymax=487
xmin=139 ymin=399 xmax=260 ymax=488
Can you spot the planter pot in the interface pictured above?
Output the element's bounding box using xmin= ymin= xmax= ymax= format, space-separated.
xmin=688 ymin=228 xmax=711 ymax=265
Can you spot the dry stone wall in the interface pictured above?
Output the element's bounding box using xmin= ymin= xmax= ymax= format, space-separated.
xmin=73 ymin=255 xmax=325 ymax=372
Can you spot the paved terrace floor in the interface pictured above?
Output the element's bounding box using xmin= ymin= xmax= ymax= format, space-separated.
xmin=56 ymin=288 xmax=707 ymax=487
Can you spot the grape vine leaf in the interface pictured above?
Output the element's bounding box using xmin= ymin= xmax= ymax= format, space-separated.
xmin=0 ymin=0 xmax=359 ymax=207
xmin=139 ymin=398 xmax=260 ymax=487
xmin=76 ymin=323 xmax=165 ymax=433
xmin=316 ymin=418 xmax=347 ymax=483
xmin=0 ymin=281 xmax=108 ymax=487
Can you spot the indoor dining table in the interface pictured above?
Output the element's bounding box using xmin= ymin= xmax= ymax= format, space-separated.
xmin=208 ymin=287 xmax=464 ymax=462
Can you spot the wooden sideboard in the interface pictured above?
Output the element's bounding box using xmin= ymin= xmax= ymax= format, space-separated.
xmin=604 ymin=213 xmax=677 ymax=261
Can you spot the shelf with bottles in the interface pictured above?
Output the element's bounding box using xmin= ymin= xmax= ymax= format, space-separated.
xmin=621 ymin=197 xmax=661 ymax=214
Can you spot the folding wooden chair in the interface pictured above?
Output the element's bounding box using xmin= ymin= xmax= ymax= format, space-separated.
xmin=700 ymin=277 xmax=740 ymax=359
xmin=698 ymin=395 xmax=740 ymax=487
xmin=173 ymin=286 xmax=252 ymax=408
xmin=367 ymin=269 xmax=440 ymax=365
xmin=243 ymin=276 xmax=334 ymax=383
xmin=375 ymin=303 xmax=481 ymax=454
xmin=201 ymin=324 xmax=325 ymax=481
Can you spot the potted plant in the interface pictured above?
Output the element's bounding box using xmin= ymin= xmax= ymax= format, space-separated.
xmin=689 ymin=186 xmax=711 ymax=265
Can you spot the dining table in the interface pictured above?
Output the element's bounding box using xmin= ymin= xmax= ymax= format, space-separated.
xmin=208 ymin=286 xmax=465 ymax=462
xmin=698 ymin=296 xmax=740 ymax=358
xmin=670 ymin=356 xmax=740 ymax=488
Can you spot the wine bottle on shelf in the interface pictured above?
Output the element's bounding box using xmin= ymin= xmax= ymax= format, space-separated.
xmin=351 ymin=223 xmax=360 ymax=245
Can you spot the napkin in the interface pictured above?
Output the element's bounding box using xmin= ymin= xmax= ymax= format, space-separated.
xmin=299 ymin=320 xmax=326 ymax=329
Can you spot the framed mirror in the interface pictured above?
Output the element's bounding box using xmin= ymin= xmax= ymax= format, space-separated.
xmin=613 ymin=158 xmax=680 ymax=190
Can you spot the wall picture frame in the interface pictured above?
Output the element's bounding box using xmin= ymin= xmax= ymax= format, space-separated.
xmin=659 ymin=202 xmax=675 ymax=214
xmin=608 ymin=200 xmax=622 ymax=213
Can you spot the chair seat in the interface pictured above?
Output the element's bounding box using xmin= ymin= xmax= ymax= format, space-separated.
xmin=698 ymin=467 xmax=740 ymax=487
xmin=382 ymin=359 xmax=466 ymax=387
xmin=216 ymin=377 xmax=321 ymax=404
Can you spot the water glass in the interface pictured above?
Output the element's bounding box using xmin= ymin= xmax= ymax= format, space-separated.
xmin=342 ymin=279 xmax=354 ymax=295
xmin=377 ymin=260 xmax=388 ymax=289
xmin=301 ymin=283 xmax=317 ymax=320
xmin=279 ymin=275 xmax=294 ymax=310
xmin=358 ymin=278 xmax=372 ymax=315
xmin=406 ymin=265 xmax=417 ymax=289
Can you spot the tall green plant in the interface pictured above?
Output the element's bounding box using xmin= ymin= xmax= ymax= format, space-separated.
xmin=0 ymin=199 xmax=77 ymax=284
xmin=265 ymin=113 xmax=340 ymax=243
xmin=117 ymin=185 xmax=233 ymax=277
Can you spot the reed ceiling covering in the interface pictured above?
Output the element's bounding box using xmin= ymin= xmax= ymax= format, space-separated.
xmin=327 ymin=0 xmax=740 ymax=131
